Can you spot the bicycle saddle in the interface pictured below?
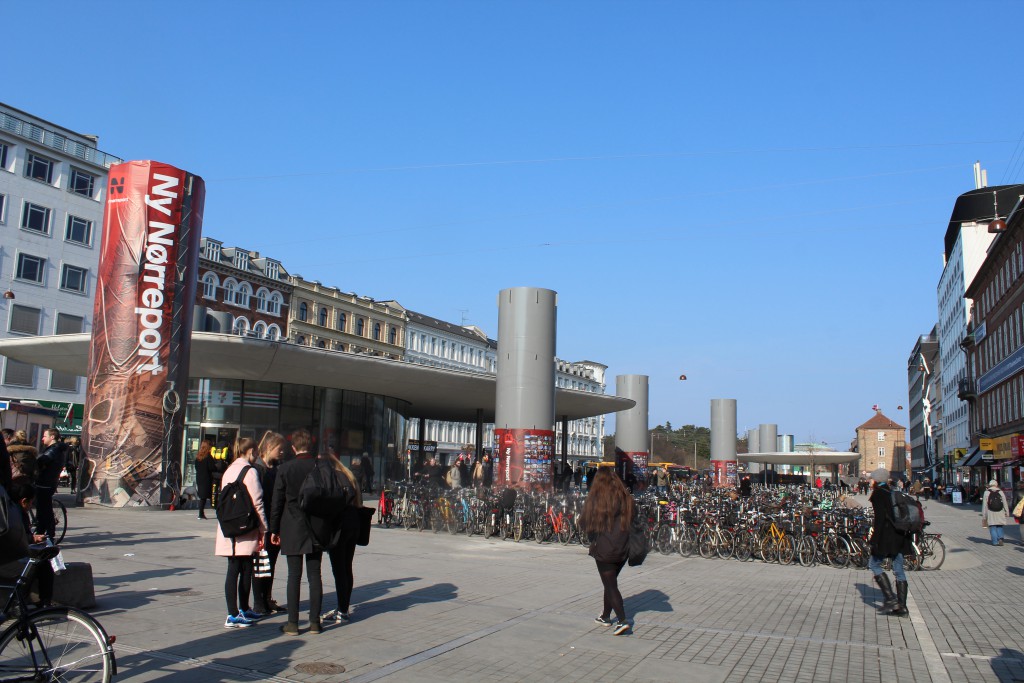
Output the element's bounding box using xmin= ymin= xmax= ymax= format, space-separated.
xmin=27 ymin=543 xmax=61 ymax=561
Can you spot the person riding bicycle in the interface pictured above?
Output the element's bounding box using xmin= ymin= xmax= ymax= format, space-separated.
xmin=0 ymin=476 xmax=54 ymax=608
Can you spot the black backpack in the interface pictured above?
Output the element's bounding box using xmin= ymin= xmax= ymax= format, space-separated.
xmin=889 ymin=489 xmax=924 ymax=533
xmin=216 ymin=466 xmax=259 ymax=537
xmin=988 ymin=490 xmax=1004 ymax=512
xmin=298 ymin=459 xmax=354 ymax=518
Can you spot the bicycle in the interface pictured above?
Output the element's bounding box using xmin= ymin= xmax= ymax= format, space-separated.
xmin=905 ymin=522 xmax=946 ymax=571
xmin=27 ymin=499 xmax=68 ymax=546
xmin=0 ymin=543 xmax=117 ymax=682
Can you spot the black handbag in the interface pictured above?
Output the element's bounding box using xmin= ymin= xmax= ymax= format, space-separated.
xmin=357 ymin=506 xmax=375 ymax=546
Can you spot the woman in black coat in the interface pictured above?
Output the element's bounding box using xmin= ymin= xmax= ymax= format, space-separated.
xmin=867 ymin=468 xmax=913 ymax=617
xmin=269 ymin=430 xmax=338 ymax=635
xmin=581 ymin=467 xmax=634 ymax=635
xmin=193 ymin=441 xmax=215 ymax=520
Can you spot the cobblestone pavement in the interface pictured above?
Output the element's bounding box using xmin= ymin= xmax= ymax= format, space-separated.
xmin=49 ymin=493 xmax=1024 ymax=682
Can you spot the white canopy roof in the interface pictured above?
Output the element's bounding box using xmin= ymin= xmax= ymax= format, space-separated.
xmin=737 ymin=452 xmax=861 ymax=466
xmin=0 ymin=333 xmax=634 ymax=423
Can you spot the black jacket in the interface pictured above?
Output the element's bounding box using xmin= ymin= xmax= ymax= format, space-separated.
xmin=36 ymin=442 xmax=66 ymax=489
xmin=869 ymin=484 xmax=914 ymax=558
xmin=270 ymin=454 xmax=340 ymax=555
xmin=194 ymin=457 xmax=215 ymax=498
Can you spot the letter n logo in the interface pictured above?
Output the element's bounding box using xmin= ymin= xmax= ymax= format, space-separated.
xmin=110 ymin=177 xmax=125 ymax=195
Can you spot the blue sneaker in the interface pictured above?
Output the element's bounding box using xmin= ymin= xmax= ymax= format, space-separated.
xmin=224 ymin=614 xmax=253 ymax=629
xmin=240 ymin=609 xmax=263 ymax=621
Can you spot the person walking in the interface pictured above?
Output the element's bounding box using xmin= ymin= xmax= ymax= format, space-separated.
xmin=253 ymin=432 xmax=287 ymax=613
xmin=581 ymin=467 xmax=634 ymax=635
xmin=447 ymin=460 xmax=462 ymax=489
xmin=194 ymin=441 xmax=216 ymax=520
xmin=981 ymin=480 xmax=1011 ymax=546
xmin=35 ymin=428 xmax=65 ymax=540
xmin=0 ymin=430 xmax=11 ymax=492
xmin=270 ymin=429 xmax=332 ymax=635
xmin=62 ymin=437 xmax=81 ymax=493
xmin=361 ymin=452 xmax=375 ymax=494
xmin=866 ymin=468 xmax=912 ymax=618
xmin=215 ymin=437 xmax=267 ymax=628
xmin=471 ymin=458 xmax=484 ymax=487
xmin=324 ymin=454 xmax=361 ymax=624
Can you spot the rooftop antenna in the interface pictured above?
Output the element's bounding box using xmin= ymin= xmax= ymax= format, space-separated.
xmin=459 ymin=309 xmax=470 ymax=326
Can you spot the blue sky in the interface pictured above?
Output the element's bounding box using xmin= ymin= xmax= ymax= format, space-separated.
xmin=7 ymin=1 xmax=1024 ymax=446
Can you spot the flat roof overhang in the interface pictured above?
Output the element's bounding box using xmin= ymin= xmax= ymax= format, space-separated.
xmin=737 ymin=452 xmax=861 ymax=466
xmin=0 ymin=333 xmax=635 ymax=423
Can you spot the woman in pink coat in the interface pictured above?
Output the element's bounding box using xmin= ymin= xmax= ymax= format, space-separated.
xmin=215 ymin=437 xmax=268 ymax=628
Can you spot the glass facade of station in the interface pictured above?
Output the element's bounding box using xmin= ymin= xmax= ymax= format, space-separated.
xmin=179 ymin=378 xmax=410 ymax=492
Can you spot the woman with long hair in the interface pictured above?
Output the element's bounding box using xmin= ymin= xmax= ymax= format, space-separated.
xmin=580 ymin=467 xmax=634 ymax=635
xmin=324 ymin=453 xmax=361 ymax=623
xmin=194 ymin=440 xmax=215 ymax=520
xmin=253 ymin=431 xmax=287 ymax=613
xmin=213 ymin=437 xmax=267 ymax=627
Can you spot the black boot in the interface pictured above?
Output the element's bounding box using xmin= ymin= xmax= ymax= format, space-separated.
xmin=890 ymin=580 xmax=909 ymax=617
xmin=874 ymin=574 xmax=898 ymax=612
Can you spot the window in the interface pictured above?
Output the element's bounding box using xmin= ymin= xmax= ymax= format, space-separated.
xmin=235 ymin=282 xmax=251 ymax=307
xmin=877 ymin=447 xmax=886 ymax=458
xmin=3 ymin=359 xmax=34 ymax=387
xmin=337 ymin=312 xmax=346 ymax=331
xmin=234 ymin=250 xmax=249 ymax=270
xmin=317 ymin=340 xmax=326 ymax=348
xmin=356 ymin=318 xmax=365 ymax=336
xmin=65 ymin=215 xmax=92 ymax=245
xmin=21 ymin=202 xmax=50 ymax=234
xmin=877 ymin=432 xmax=885 ymax=442
xmin=0 ymin=193 xmax=6 ymax=223
xmin=256 ymin=289 xmax=267 ymax=312
xmin=319 ymin=308 xmax=328 ymax=326
xmin=233 ymin=318 xmax=250 ymax=335
xmin=253 ymin=321 xmax=267 ymax=338
xmin=24 ymin=152 xmax=54 ymax=183
xmin=0 ymin=142 xmax=7 ymax=169
xmin=60 ymin=264 xmax=88 ymax=293
xmin=201 ymin=273 xmax=218 ymax=299
xmin=9 ymin=305 xmax=41 ymax=334
xmin=266 ymin=324 xmax=280 ymax=341
xmin=264 ymin=260 xmax=280 ymax=280
xmin=373 ymin=322 xmax=381 ymax=340
xmin=69 ymin=168 xmax=96 ymax=197
xmin=55 ymin=313 xmax=83 ymax=335
xmin=389 ymin=327 xmax=397 ymax=345
xmin=222 ymin=279 xmax=236 ymax=304
xmin=299 ymin=302 xmax=308 ymax=322
xmin=269 ymin=292 xmax=282 ymax=316
xmin=15 ymin=253 xmax=45 ymax=283
xmin=296 ymin=335 xmax=306 ymax=345
xmin=204 ymin=240 xmax=222 ymax=261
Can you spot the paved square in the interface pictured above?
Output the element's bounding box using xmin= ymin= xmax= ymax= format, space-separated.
xmin=48 ymin=495 xmax=1024 ymax=682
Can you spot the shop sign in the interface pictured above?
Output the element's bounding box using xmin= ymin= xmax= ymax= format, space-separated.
xmin=1013 ymin=435 xmax=1024 ymax=457
xmin=980 ymin=438 xmax=995 ymax=450
xmin=994 ymin=435 xmax=1014 ymax=460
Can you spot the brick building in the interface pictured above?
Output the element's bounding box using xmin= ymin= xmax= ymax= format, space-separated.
xmin=196 ymin=237 xmax=292 ymax=340
xmin=855 ymin=410 xmax=907 ymax=476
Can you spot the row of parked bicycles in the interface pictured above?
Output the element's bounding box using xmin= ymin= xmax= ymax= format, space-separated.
xmin=377 ymin=481 xmax=946 ymax=571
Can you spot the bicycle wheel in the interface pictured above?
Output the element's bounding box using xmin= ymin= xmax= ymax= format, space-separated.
xmin=446 ymin=510 xmax=459 ymax=535
xmin=678 ymin=527 xmax=697 ymax=557
xmin=777 ymin=536 xmax=796 ymax=565
xmin=52 ymin=500 xmax=68 ymax=544
xmin=827 ymin=536 xmax=851 ymax=569
xmin=698 ymin=531 xmax=716 ymax=559
xmin=920 ymin=536 xmax=945 ymax=570
xmin=797 ymin=537 xmax=816 ymax=567
xmin=734 ymin=532 xmax=754 ymax=562
xmin=557 ymin=519 xmax=573 ymax=545
xmin=655 ymin=525 xmax=674 ymax=555
xmin=759 ymin=536 xmax=778 ymax=563
xmin=484 ymin=514 xmax=496 ymax=538
xmin=715 ymin=529 xmax=735 ymax=560
xmin=0 ymin=607 xmax=115 ymax=683
xmin=402 ymin=504 xmax=415 ymax=530
xmin=513 ymin=515 xmax=525 ymax=542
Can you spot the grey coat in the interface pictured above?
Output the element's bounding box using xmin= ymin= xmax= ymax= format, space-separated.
xmin=981 ymin=487 xmax=1010 ymax=526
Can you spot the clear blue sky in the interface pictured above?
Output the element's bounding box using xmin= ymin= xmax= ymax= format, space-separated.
xmin=7 ymin=1 xmax=1024 ymax=446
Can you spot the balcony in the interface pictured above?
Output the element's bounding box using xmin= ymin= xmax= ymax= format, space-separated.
xmin=957 ymin=378 xmax=977 ymax=401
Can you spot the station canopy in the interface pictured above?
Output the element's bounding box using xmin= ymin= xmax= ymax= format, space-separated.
xmin=0 ymin=332 xmax=635 ymax=423
xmin=737 ymin=452 xmax=861 ymax=466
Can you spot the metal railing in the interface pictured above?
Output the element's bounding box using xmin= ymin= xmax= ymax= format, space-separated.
xmin=1 ymin=111 xmax=122 ymax=169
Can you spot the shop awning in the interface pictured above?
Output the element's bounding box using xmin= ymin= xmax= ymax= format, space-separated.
xmin=956 ymin=447 xmax=985 ymax=468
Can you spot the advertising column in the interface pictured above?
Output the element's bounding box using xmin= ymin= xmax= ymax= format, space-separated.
xmin=494 ymin=287 xmax=556 ymax=490
xmin=615 ymin=375 xmax=650 ymax=489
xmin=82 ymin=161 xmax=204 ymax=507
xmin=710 ymin=399 xmax=738 ymax=487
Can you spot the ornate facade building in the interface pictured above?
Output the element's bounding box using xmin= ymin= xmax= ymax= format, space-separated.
xmin=196 ymin=237 xmax=292 ymax=340
xmin=287 ymin=278 xmax=406 ymax=358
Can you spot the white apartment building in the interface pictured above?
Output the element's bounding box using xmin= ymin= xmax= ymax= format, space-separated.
xmin=404 ymin=309 xmax=607 ymax=462
xmin=0 ymin=103 xmax=120 ymax=426
xmin=937 ymin=193 xmax=999 ymax=467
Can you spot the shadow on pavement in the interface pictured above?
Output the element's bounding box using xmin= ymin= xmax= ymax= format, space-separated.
xmin=115 ymin=623 xmax=305 ymax=683
xmin=1007 ymin=566 xmax=1024 ymax=576
xmin=990 ymin=647 xmax=1024 ymax=683
xmin=354 ymin=581 xmax=458 ymax=619
xmin=96 ymin=567 xmax=197 ymax=589
xmin=854 ymin=581 xmax=882 ymax=609
xmin=349 ymin=576 xmax=421 ymax=605
xmin=64 ymin=531 xmax=200 ymax=550
xmin=626 ymin=589 xmax=672 ymax=615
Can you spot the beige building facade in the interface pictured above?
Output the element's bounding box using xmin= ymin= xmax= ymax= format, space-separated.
xmin=287 ymin=278 xmax=406 ymax=359
xmin=855 ymin=410 xmax=907 ymax=476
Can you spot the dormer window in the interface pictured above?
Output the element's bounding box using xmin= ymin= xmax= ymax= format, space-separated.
xmin=204 ymin=240 xmax=222 ymax=261
xmin=265 ymin=260 xmax=280 ymax=280
xmin=234 ymin=250 xmax=250 ymax=270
